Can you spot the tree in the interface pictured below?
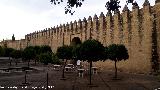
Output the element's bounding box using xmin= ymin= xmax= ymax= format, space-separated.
xmin=103 ymin=46 xmax=109 ymax=61
xmin=72 ymin=44 xmax=81 ymax=64
xmin=11 ymin=50 xmax=22 ymax=66
xmin=50 ymin=0 xmax=138 ymax=15
xmin=56 ymin=45 xmax=73 ymax=79
xmin=107 ymin=44 xmax=129 ymax=79
xmin=50 ymin=0 xmax=84 ymax=15
xmin=40 ymin=45 xmax=52 ymax=54
xmin=3 ymin=48 xmax=15 ymax=66
xmin=71 ymin=37 xmax=82 ymax=64
xmin=50 ymin=0 xmax=129 ymax=15
xmin=0 ymin=46 xmax=5 ymax=57
xmin=22 ymin=46 xmax=36 ymax=67
xmin=3 ymin=47 xmax=14 ymax=57
xmin=51 ymin=53 xmax=61 ymax=65
xmin=105 ymin=0 xmax=121 ymax=13
xmin=33 ymin=46 xmax=41 ymax=65
xmin=39 ymin=53 xmax=52 ymax=65
xmin=79 ymin=39 xmax=105 ymax=85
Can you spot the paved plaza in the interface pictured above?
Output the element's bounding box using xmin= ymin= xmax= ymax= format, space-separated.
xmin=0 ymin=61 xmax=160 ymax=90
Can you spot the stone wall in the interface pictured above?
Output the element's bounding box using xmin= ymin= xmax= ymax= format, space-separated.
xmin=0 ymin=0 xmax=159 ymax=74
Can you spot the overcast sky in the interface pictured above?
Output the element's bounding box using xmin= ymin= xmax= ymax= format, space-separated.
xmin=0 ymin=0 xmax=155 ymax=41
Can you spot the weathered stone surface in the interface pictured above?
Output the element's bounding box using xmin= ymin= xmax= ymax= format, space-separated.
xmin=1 ymin=3 xmax=160 ymax=74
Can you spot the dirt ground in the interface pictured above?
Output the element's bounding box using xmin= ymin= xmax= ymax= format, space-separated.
xmin=0 ymin=60 xmax=160 ymax=90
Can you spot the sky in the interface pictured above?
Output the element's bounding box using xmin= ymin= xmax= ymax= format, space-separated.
xmin=0 ymin=0 xmax=155 ymax=41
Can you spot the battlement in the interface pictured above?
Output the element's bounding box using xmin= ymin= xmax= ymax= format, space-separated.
xmin=0 ymin=0 xmax=160 ymax=74
xmin=25 ymin=0 xmax=154 ymax=42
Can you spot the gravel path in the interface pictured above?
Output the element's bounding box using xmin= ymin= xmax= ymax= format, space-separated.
xmin=0 ymin=63 xmax=160 ymax=90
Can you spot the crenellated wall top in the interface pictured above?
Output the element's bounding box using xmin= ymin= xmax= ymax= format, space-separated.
xmin=24 ymin=0 xmax=156 ymax=40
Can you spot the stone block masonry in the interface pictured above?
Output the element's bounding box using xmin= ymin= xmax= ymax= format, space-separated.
xmin=0 ymin=0 xmax=160 ymax=74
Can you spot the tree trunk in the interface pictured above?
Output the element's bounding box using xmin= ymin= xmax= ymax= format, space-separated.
xmin=62 ymin=59 xmax=67 ymax=79
xmin=25 ymin=71 xmax=27 ymax=83
xmin=15 ymin=59 xmax=18 ymax=66
xmin=9 ymin=56 xmax=12 ymax=66
xmin=89 ymin=61 xmax=92 ymax=85
xmin=23 ymin=70 xmax=29 ymax=84
xmin=47 ymin=72 xmax=48 ymax=90
xmin=35 ymin=59 xmax=36 ymax=65
xmin=115 ymin=60 xmax=117 ymax=79
xmin=28 ymin=60 xmax=30 ymax=67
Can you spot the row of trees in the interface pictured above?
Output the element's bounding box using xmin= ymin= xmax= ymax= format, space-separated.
xmin=56 ymin=39 xmax=129 ymax=85
xmin=0 ymin=45 xmax=61 ymax=66
xmin=0 ymin=46 xmax=14 ymax=57
xmin=0 ymin=39 xmax=128 ymax=85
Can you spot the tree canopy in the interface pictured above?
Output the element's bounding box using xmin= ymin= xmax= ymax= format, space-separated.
xmin=51 ymin=53 xmax=61 ymax=64
xmin=40 ymin=45 xmax=52 ymax=54
xmin=22 ymin=46 xmax=36 ymax=61
xmin=78 ymin=39 xmax=105 ymax=85
xmin=79 ymin=39 xmax=105 ymax=61
xmin=105 ymin=0 xmax=121 ymax=13
xmin=39 ymin=52 xmax=52 ymax=65
xmin=0 ymin=47 xmax=15 ymax=57
xmin=72 ymin=44 xmax=81 ymax=60
xmin=50 ymin=0 xmax=136 ymax=15
xmin=0 ymin=46 xmax=5 ymax=57
xmin=3 ymin=47 xmax=15 ymax=57
xmin=11 ymin=50 xmax=22 ymax=59
xmin=33 ymin=46 xmax=41 ymax=55
xmin=56 ymin=45 xmax=73 ymax=79
xmin=107 ymin=44 xmax=129 ymax=78
xmin=50 ymin=0 xmax=84 ymax=15
xmin=56 ymin=45 xmax=73 ymax=60
xmin=107 ymin=44 xmax=129 ymax=61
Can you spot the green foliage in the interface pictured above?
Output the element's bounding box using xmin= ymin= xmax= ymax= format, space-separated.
xmin=39 ymin=53 xmax=52 ymax=65
xmin=34 ymin=46 xmax=41 ymax=55
xmin=107 ymin=44 xmax=129 ymax=78
xmin=107 ymin=44 xmax=129 ymax=61
xmin=35 ymin=54 xmax=40 ymax=62
xmin=0 ymin=46 xmax=5 ymax=57
xmin=103 ymin=46 xmax=109 ymax=61
xmin=105 ymin=0 xmax=121 ymax=13
xmin=50 ymin=0 xmax=85 ymax=15
xmin=3 ymin=48 xmax=15 ymax=57
xmin=72 ymin=44 xmax=81 ymax=60
xmin=78 ymin=39 xmax=105 ymax=85
xmin=40 ymin=45 xmax=52 ymax=54
xmin=157 ymin=74 xmax=160 ymax=81
xmin=117 ymin=44 xmax=129 ymax=60
xmin=51 ymin=53 xmax=61 ymax=64
xmin=22 ymin=46 xmax=36 ymax=61
xmin=79 ymin=39 xmax=105 ymax=62
xmin=22 ymin=45 xmax=52 ymax=64
xmin=50 ymin=0 xmax=133 ymax=15
xmin=0 ymin=47 xmax=15 ymax=57
xmin=56 ymin=45 xmax=73 ymax=60
xmin=11 ymin=50 xmax=22 ymax=59
xmin=37 ymin=52 xmax=61 ymax=65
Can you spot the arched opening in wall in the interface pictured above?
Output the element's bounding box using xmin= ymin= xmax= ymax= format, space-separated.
xmin=70 ymin=37 xmax=82 ymax=46
xmin=70 ymin=37 xmax=82 ymax=64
